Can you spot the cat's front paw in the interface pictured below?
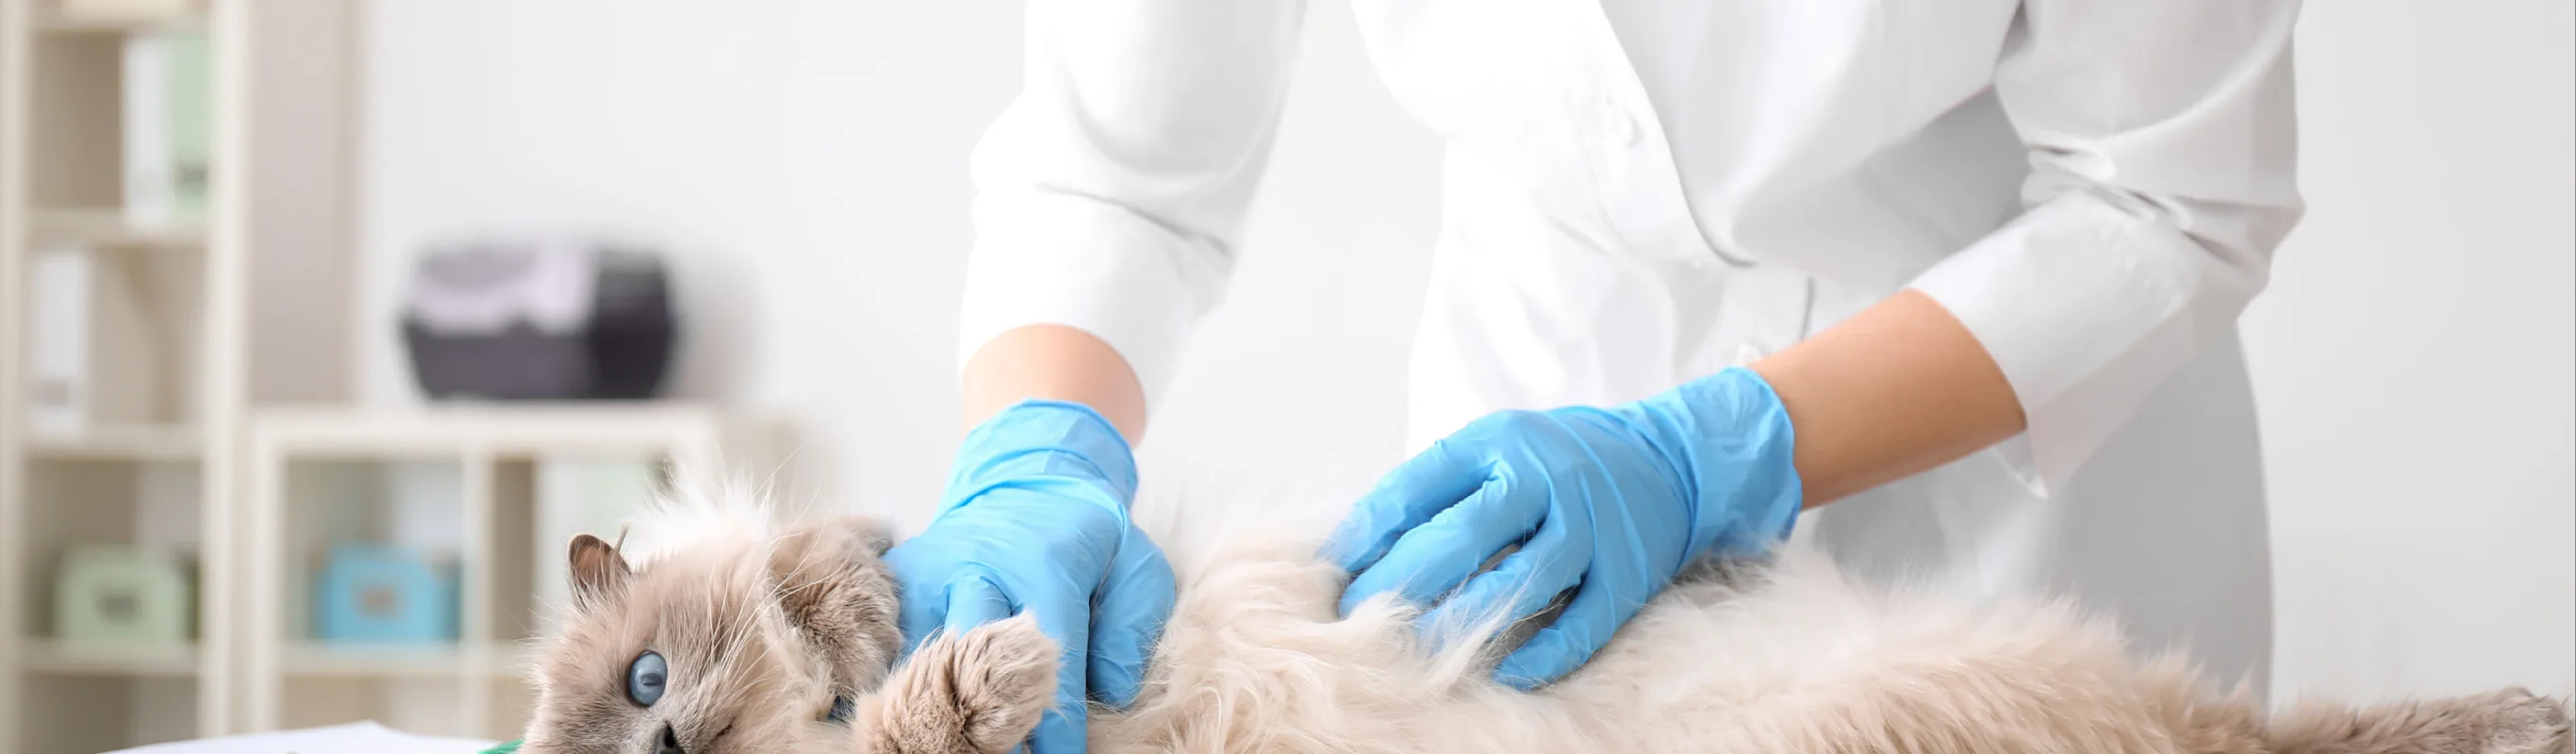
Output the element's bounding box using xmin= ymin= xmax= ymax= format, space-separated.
xmin=854 ymin=614 xmax=1059 ymax=754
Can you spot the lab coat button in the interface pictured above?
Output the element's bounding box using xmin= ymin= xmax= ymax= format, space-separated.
xmin=1600 ymin=107 xmax=1639 ymax=146
xmin=1733 ymin=344 xmax=1765 ymax=367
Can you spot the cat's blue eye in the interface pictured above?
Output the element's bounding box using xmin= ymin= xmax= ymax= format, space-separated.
xmin=627 ymin=650 xmax=669 ymax=707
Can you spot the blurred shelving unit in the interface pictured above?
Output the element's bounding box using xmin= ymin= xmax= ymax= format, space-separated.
xmin=241 ymin=406 xmax=724 ymax=740
xmin=8 ymin=1 xmax=731 ymax=746
xmin=0 ymin=0 xmax=248 ymax=752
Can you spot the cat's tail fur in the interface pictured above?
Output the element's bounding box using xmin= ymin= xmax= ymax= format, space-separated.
xmin=2259 ymin=687 xmax=2571 ymax=754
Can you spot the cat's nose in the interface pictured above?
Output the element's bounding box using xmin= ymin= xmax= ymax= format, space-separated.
xmin=655 ymin=723 xmax=685 ymax=754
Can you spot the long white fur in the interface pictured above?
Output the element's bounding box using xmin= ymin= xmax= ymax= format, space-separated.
xmin=593 ymin=467 xmax=2565 ymax=753
xmin=1085 ymin=471 xmax=2268 ymax=753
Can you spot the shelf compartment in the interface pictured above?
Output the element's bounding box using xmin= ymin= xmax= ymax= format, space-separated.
xmin=271 ymin=459 xmax=468 ymax=647
xmin=18 ymin=238 xmax=212 ymax=431
xmin=25 ymin=32 xmax=123 ymax=208
xmin=15 ymin=459 xmax=205 ymax=642
xmin=240 ymin=408 xmax=729 ymax=735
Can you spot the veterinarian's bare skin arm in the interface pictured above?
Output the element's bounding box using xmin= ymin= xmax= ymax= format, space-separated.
xmin=965 ymin=300 xmax=2020 ymax=508
xmin=963 ymin=324 xmax=1149 ymax=443
xmin=1749 ymin=289 xmax=2025 ymax=507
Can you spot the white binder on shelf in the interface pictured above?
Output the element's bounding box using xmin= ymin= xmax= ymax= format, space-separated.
xmin=121 ymin=26 xmax=211 ymax=229
xmin=27 ymin=246 xmax=167 ymax=434
xmin=123 ymin=32 xmax=173 ymax=226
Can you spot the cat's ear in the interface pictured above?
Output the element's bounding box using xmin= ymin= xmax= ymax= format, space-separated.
xmin=568 ymin=533 xmax=632 ymax=611
xmin=854 ymin=614 xmax=1057 ymax=754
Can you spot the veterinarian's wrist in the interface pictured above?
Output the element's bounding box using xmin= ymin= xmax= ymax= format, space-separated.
xmin=939 ymin=399 xmax=1140 ymax=517
xmin=1742 ymin=289 xmax=2024 ymax=506
xmin=1631 ymin=368 xmax=1803 ymax=558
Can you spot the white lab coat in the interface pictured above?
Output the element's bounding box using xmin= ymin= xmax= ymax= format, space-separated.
xmin=958 ymin=1 xmax=2303 ymax=688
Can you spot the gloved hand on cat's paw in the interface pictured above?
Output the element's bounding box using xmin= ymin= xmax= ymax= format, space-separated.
xmin=884 ymin=399 xmax=1176 ymax=754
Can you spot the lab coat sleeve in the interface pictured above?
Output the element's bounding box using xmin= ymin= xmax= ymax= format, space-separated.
xmin=957 ymin=1 xmax=1308 ymax=410
xmin=1907 ymin=2 xmax=2304 ymax=494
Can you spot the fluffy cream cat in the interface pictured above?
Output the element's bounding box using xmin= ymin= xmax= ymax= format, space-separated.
xmin=518 ymin=478 xmax=2568 ymax=754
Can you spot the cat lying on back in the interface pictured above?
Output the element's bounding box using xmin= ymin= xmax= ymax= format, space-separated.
xmin=518 ymin=480 xmax=2569 ymax=754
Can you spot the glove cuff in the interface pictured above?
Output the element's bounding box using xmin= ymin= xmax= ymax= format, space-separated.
xmin=1641 ymin=368 xmax=1804 ymax=558
xmin=941 ymin=399 xmax=1140 ymax=516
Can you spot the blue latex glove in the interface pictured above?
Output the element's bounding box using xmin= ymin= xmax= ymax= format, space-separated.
xmin=1324 ymin=367 xmax=1803 ymax=689
xmin=885 ymin=400 xmax=1176 ymax=753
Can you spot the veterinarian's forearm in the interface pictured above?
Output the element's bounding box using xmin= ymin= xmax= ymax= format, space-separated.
xmin=1748 ymin=289 xmax=2024 ymax=507
xmin=963 ymin=324 xmax=1149 ymax=443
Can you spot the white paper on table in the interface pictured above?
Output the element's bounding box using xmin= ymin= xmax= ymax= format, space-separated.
xmin=105 ymin=721 xmax=495 ymax=754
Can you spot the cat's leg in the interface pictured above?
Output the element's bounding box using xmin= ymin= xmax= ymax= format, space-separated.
xmin=768 ymin=516 xmax=904 ymax=695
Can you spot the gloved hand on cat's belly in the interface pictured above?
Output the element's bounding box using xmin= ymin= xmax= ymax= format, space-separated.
xmin=1325 ymin=367 xmax=1805 ymax=690
xmin=884 ymin=399 xmax=1176 ymax=754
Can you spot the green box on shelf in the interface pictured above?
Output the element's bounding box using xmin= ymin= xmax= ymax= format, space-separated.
xmin=54 ymin=545 xmax=193 ymax=644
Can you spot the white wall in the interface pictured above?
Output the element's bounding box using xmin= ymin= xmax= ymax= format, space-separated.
xmin=2241 ymin=2 xmax=2574 ymax=702
xmin=358 ymin=1 xmax=2572 ymax=703
xmin=359 ymin=1 xmax=1438 ymax=520
xmin=248 ymin=0 xmax=357 ymax=405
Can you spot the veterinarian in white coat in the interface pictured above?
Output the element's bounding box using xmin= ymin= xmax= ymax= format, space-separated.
xmin=885 ymin=3 xmax=2304 ymax=751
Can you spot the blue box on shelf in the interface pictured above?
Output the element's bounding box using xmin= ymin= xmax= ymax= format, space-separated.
xmin=314 ymin=545 xmax=459 ymax=643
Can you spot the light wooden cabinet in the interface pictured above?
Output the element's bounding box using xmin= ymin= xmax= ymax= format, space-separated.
xmin=239 ymin=407 xmax=724 ymax=741
xmin=4 ymin=4 xmax=756 ymax=749
xmin=3 ymin=2 xmax=246 ymax=750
